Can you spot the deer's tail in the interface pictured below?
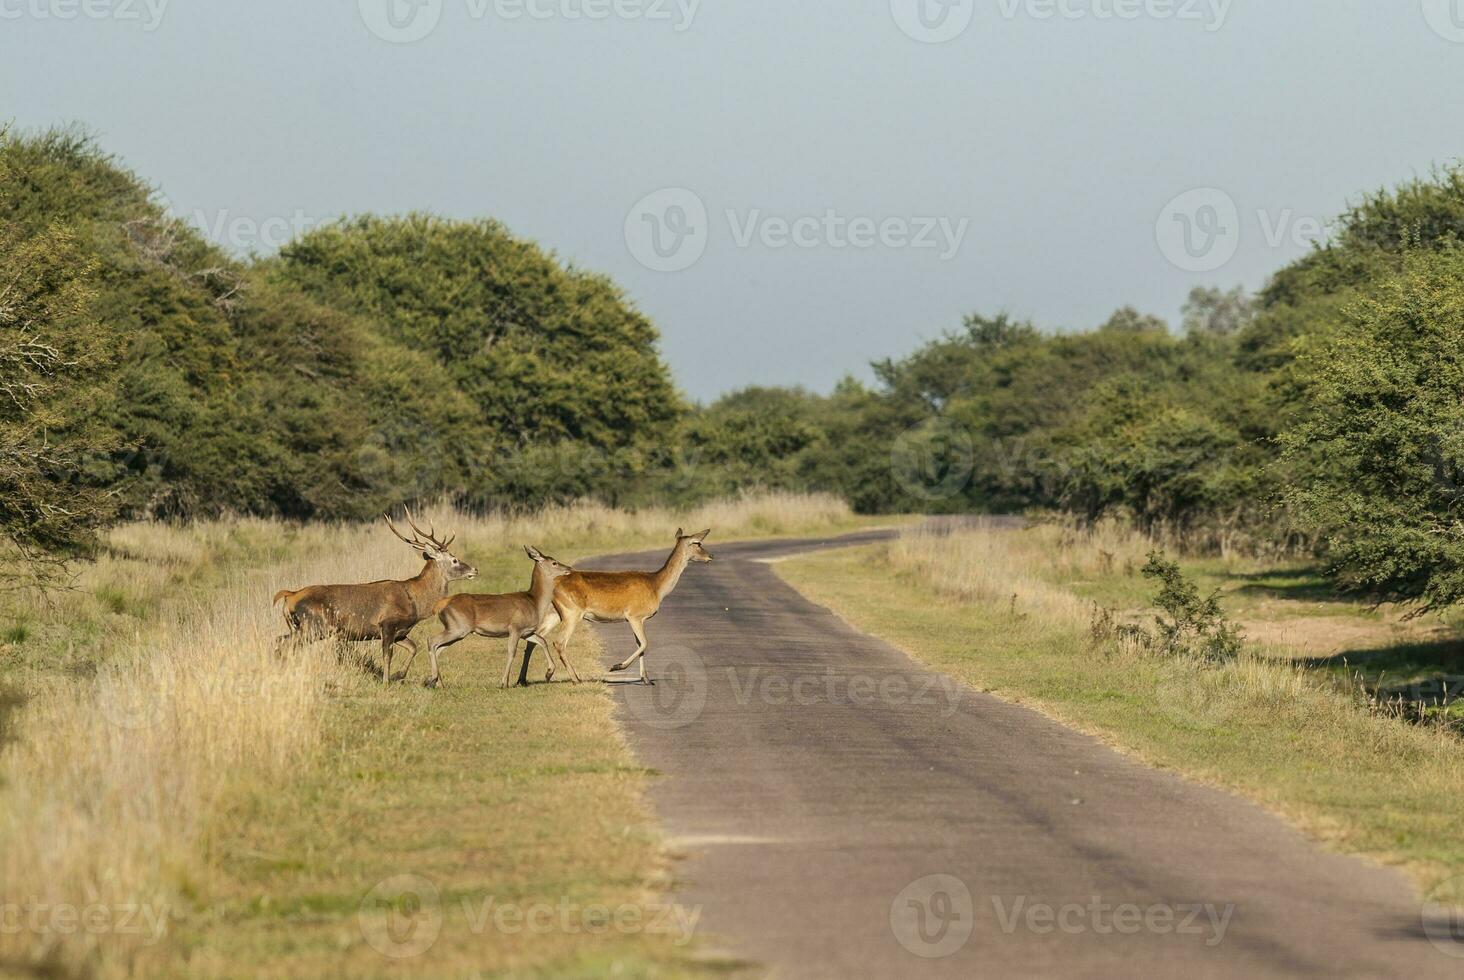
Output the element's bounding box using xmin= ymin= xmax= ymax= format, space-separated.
xmin=272 ymin=589 xmax=295 ymax=610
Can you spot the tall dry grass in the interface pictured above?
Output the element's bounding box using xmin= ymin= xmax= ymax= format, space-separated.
xmin=0 ymin=492 xmax=854 ymax=978
xmin=890 ymin=517 xmax=1156 ymax=623
xmin=408 ymin=490 xmax=855 ymax=553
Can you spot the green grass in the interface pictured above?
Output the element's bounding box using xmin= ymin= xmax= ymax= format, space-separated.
xmin=777 ymin=541 xmax=1464 ymax=900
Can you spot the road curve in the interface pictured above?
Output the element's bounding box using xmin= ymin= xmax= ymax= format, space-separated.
xmin=582 ymin=530 xmax=1456 ymax=979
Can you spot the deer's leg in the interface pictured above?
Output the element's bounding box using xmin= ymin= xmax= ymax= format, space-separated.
xmin=558 ymin=639 xmax=583 ymax=685
xmin=618 ymin=617 xmax=652 ymax=685
xmin=426 ymin=626 xmax=470 ymax=689
xmin=394 ymin=636 xmax=420 ymax=683
xmin=499 ymin=633 xmax=523 ymax=690
xmin=381 ymin=636 xmax=394 ymax=686
xmin=552 ymin=610 xmax=585 ymax=684
xmin=517 ymin=637 xmax=537 ymax=687
xmin=275 ymin=613 xmax=322 ymax=656
xmin=613 ymin=617 xmax=649 ymax=673
xmin=536 ymin=609 xmax=563 ymax=683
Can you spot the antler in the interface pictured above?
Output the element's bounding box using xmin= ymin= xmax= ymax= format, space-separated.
xmin=404 ymin=506 xmax=453 ymax=550
xmin=385 ymin=507 xmax=453 ymax=553
xmin=383 ymin=513 xmax=424 ymax=551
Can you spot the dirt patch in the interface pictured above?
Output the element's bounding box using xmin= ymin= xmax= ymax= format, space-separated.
xmin=1240 ymin=615 xmax=1452 ymax=660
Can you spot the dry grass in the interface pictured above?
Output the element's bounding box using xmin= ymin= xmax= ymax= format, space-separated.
xmin=0 ymin=491 xmax=857 ymax=979
xmin=0 ymin=525 xmax=379 ymax=977
xmin=395 ymin=490 xmax=855 ymax=558
xmin=889 ymin=518 xmax=1154 ymax=621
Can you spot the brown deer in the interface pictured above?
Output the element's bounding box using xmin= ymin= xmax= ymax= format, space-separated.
xmin=415 ymin=546 xmax=576 ymax=690
xmin=536 ymin=529 xmax=713 ymax=686
xmin=272 ymin=510 xmax=477 ymax=684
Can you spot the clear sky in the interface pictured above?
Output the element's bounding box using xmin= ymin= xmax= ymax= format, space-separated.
xmin=5 ymin=1 xmax=1463 ymax=398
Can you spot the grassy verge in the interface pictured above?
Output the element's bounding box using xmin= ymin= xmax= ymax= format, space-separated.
xmin=0 ymin=492 xmax=880 ymax=979
xmin=1047 ymin=531 xmax=1464 ymax=727
xmin=775 ymin=521 xmax=1464 ymax=902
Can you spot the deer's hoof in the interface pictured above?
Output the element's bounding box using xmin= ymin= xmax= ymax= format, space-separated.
xmin=609 ymin=662 xmax=629 ymax=673
xmin=423 ymin=676 xmax=440 ymax=690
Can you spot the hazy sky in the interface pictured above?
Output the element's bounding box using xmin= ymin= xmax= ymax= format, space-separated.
xmin=5 ymin=1 xmax=1464 ymax=397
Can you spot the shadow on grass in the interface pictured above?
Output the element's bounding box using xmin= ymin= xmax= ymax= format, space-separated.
xmin=1296 ymin=637 xmax=1464 ymax=677
xmin=0 ymin=683 xmax=25 ymax=751
xmin=1296 ymin=638 xmax=1464 ymax=731
xmin=1229 ymin=567 xmax=1341 ymax=604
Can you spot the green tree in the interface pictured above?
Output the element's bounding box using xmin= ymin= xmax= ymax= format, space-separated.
xmin=3 ymin=129 xmax=700 ymax=525
xmin=0 ymin=199 xmax=118 ymax=582
xmin=1280 ymin=247 xmax=1464 ymax=609
xmin=273 ymin=214 xmax=684 ymax=501
xmin=1182 ymin=286 xmax=1254 ymax=337
xmin=1099 ymin=306 xmax=1169 ymax=335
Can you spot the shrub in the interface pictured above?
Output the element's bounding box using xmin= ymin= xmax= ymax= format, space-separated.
xmin=1138 ymin=552 xmax=1243 ymax=662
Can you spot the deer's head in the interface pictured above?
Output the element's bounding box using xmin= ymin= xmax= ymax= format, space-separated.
xmin=525 ymin=546 xmax=575 ymax=584
xmin=675 ymin=528 xmax=714 ymax=563
xmin=385 ymin=510 xmax=477 ymax=582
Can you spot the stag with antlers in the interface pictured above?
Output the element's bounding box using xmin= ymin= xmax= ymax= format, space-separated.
xmin=272 ymin=510 xmax=477 ymax=684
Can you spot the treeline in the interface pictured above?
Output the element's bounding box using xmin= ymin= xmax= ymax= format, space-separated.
xmin=0 ymin=128 xmax=685 ymax=577
xmin=6 ymin=126 xmax=1464 ymax=608
xmin=692 ymin=163 xmax=1464 ymax=609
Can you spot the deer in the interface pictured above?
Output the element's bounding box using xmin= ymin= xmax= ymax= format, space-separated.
xmin=534 ymin=528 xmax=713 ymax=686
xmin=272 ymin=510 xmax=477 ymax=685
xmin=414 ymin=546 xmax=577 ymax=690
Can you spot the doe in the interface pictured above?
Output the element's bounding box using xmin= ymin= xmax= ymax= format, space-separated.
xmin=536 ymin=528 xmax=713 ymax=686
xmin=418 ymin=546 xmax=576 ymax=689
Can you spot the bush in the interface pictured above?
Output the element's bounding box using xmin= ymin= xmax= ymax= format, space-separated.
xmin=1138 ymin=553 xmax=1242 ymax=662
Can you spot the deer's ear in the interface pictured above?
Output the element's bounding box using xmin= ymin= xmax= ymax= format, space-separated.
xmin=675 ymin=527 xmax=684 ymax=539
xmin=525 ymin=546 xmax=543 ymax=562
xmin=692 ymin=528 xmax=711 ymax=542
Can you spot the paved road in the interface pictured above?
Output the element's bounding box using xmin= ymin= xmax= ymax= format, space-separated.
xmin=583 ymin=530 xmax=1459 ymax=978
